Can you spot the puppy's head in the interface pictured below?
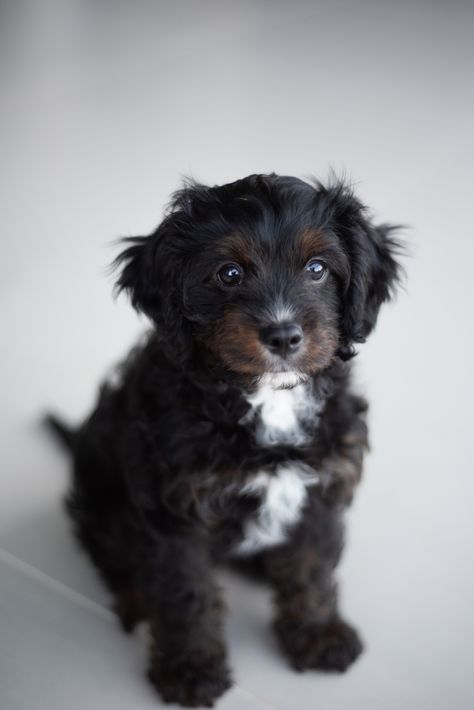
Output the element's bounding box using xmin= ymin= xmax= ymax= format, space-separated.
xmin=115 ymin=174 xmax=402 ymax=386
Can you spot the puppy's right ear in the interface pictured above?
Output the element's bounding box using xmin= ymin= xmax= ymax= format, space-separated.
xmin=113 ymin=235 xmax=159 ymax=316
xmin=113 ymin=218 xmax=193 ymax=363
xmin=113 ymin=180 xmax=211 ymax=316
xmin=113 ymin=179 xmax=215 ymax=362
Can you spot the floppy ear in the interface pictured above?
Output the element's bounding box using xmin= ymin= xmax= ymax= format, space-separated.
xmin=342 ymin=220 xmax=402 ymax=343
xmin=318 ymin=182 xmax=403 ymax=357
xmin=113 ymin=217 xmax=192 ymax=364
xmin=114 ymin=235 xmax=158 ymax=315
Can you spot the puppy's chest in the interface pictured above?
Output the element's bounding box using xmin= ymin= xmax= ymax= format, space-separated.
xmin=231 ymin=383 xmax=322 ymax=555
xmin=241 ymin=381 xmax=322 ymax=448
xmin=233 ymin=463 xmax=318 ymax=555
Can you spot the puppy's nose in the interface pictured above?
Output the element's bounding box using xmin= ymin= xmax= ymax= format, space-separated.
xmin=260 ymin=323 xmax=304 ymax=358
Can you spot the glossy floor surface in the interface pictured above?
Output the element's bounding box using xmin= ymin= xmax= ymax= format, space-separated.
xmin=1 ymin=1 xmax=473 ymax=708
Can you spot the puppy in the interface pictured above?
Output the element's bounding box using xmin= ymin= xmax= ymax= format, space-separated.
xmin=48 ymin=173 xmax=402 ymax=707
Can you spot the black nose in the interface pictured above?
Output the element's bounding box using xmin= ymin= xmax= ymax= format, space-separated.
xmin=260 ymin=322 xmax=304 ymax=358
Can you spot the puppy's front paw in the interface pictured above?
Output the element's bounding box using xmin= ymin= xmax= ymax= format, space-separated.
xmin=148 ymin=650 xmax=232 ymax=707
xmin=275 ymin=616 xmax=363 ymax=673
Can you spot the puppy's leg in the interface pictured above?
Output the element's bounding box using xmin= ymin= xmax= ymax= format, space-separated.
xmin=263 ymin=498 xmax=363 ymax=673
xmin=66 ymin=486 xmax=147 ymax=632
xmin=141 ymin=532 xmax=232 ymax=708
xmin=318 ymin=419 xmax=368 ymax=506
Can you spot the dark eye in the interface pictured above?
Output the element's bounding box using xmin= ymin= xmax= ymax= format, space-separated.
xmin=305 ymin=259 xmax=328 ymax=282
xmin=217 ymin=263 xmax=243 ymax=286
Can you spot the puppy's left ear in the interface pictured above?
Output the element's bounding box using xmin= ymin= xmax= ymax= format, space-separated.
xmin=321 ymin=182 xmax=403 ymax=355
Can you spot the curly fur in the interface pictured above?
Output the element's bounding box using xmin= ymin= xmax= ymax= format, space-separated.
xmin=47 ymin=173 xmax=402 ymax=707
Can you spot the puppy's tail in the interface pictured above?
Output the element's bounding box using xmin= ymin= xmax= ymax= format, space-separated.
xmin=44 ymin=413 xmax=77 ymax=452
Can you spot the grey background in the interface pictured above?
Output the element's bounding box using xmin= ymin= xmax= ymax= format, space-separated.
xmin=1 ymin=1 xmax=473 ymax=708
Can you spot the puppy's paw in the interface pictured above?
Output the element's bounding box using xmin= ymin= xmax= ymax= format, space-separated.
xmin=275 ymin=616 xmax=363 ymax=673
xmin=148 ymin=651 xmax=232 ymax=707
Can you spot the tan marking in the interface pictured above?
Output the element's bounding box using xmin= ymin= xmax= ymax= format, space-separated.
xmin=210 ymin=308 xmax=268 ymax=374
xmin=299 ymin=228 xmax=330 ymax=263
xmin=216 ymin=233 xmax=252 ymax=266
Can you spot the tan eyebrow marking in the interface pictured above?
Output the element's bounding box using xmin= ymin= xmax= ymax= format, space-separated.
xmin=298 ymin=228 xmax=330 ymax=263
xmin=216 ymin=233 xmax=252 ymax=266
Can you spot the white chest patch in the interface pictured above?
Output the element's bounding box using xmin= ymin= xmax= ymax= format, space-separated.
xmin=242 ymin=380 xmax=321 ymax=447
xmin=234 ymin=463 xmax=319 ymax=555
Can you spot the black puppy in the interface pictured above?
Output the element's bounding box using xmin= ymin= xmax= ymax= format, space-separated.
xmin=48 ymin=173 xmax=402 ymax=707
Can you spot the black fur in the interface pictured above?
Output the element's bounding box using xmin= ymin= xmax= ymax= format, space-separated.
xmin=48 ymin=173 xmax=402 ymax=707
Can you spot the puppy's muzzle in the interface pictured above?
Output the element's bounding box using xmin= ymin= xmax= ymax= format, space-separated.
xmin=259 ymin=322 xmax=303 ymax=359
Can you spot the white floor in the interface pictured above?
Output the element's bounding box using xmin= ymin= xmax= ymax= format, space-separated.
xmin=1 ymin=1 xmax=474 ymax=708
